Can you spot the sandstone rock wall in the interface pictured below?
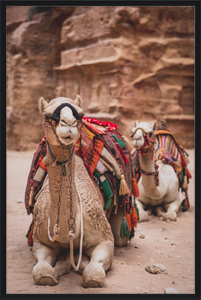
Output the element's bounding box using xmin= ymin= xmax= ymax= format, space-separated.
xmin=7 ymin=6 xmax=194 ymax=150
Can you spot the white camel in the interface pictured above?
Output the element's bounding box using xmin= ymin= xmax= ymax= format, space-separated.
xmin=130 ymin=121 xmax=182 ymax=222
xmin=31 ymin=95 xmax=130 ymax=288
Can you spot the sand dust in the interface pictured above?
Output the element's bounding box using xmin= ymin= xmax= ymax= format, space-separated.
xmin=6 ymin=149 xmax=195 ymax=294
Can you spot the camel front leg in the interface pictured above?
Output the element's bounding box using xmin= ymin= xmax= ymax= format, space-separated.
xmin=74 ymin=253 xmax=90 ymax=275
xmin=136 ymin=199 xmax=149 ymax=222
xmin=32 ymin=239 xmax=59 ymax=286
xmin=163 ymin=198 xmax=180 ymax=221
xmin=83 ymin=239 xmax=114 ymax=288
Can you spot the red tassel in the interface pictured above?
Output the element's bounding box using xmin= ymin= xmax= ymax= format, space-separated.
xmin=125 ymin=213 xmax=132 ymax=231
xmin=181 ymin=154 xmax=186 ymax=167
xmin=28 ymin=223 xmax=33 ymax=246
xmin=130 ymin=207 xmax=138 ymax=228
xmin=187 ymin=168 xmax=192 ymax=179
xmin=185 ymin=197 xmax=190 ymax=210
xmin=132 ymin=178 xmax=140 ymax=198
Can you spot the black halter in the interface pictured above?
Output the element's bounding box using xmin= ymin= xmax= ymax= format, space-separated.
xmin=49 ymin=103 xmax=82 ymax=123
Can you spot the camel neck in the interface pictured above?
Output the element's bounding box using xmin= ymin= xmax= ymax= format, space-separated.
xmin=139 ymin=151 xmax=162 ymax=199
xmin=139 ymin=151 xmax=155 ymax=173
xmin=46 ymin=143 xmax=79 ymax=243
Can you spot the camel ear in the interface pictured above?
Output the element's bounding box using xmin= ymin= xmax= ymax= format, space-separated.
xmin=39 ymin=97 xmax=48 ymax=113
xmin=152 ymin=120 xmax=157 ymax=131
xmin=74 ymin=95 xmax=82 ymax=108
xmin=135 ymin=120 xmax=138 ymax=127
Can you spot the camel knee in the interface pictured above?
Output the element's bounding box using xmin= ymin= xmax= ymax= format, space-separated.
xmin=136 ymin=199 xmax=149 ymax=222
xmin=164 ymin=199 xmax=180 ymax=214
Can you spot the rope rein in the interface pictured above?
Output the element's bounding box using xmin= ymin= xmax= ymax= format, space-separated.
xmin=69 ymin=183 xmax=83 ymax=272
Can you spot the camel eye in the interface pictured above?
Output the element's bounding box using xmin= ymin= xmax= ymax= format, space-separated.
xmin=148 ymin=132 xmax=153 ymax=138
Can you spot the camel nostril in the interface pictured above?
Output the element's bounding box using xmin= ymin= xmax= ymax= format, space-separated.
xmin=60 ymin=119 xmax=67 ymax=126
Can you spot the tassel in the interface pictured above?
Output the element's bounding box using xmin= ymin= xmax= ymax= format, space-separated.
xmin=181 ymin=155 xmax=186 ymax=167
xmin=132 ymin=178 xmax=140 ymax=198
xmin=187 ymin=168 xmax=192 ymax=179
xmin=134 ymin=203 xmax=139 ymax=220
xmin=122 ymin=135 xmax=133 ymax=152
xmin=26 ymin=222 xmax=34 ymax=246
xmin=131 ymin=206 xmax=138 ymax=228
xmin=29 ymin=186 xmax=34 ymax=207
xmin=120 ymin=217 xmax=130 ymax=239
xmin=181 ymin=198 xmax=187 ymax=212
xmin=182 ymin=175 xmax=188 ymax=190
xmin=104 ymin=197 xmax=113 ymax=211
xmin=119 ymin=174 xmax=130 ymax=196
xmin=125 ymin=213 xmax=132 ymax=231
xmin=184 ymin=153 xmax=190 ymax=164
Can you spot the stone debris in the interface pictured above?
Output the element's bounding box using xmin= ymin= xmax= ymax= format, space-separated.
xmin=161 ymin=226 xmax=168 ymax=231
xmin=164 ymin=288 xmax=179 ymax=294
xmin=171 ymin=241 xmax=176 ymax=245
xmin=17 ymin=199 xmax=23 ymax=203
xmin=7 ymin=246 xmax=19 ymax=251
xmin=139 ymin=234 xmax=145 ymax=239
xmin=145 ymin=264 xmax=167 ymax=275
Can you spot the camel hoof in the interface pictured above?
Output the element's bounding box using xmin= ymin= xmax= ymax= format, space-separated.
xmin=162 ymin=211 xmax=177 ymax=221
xmin=33 ymin=262 xmax=58 ymax=286
xmin=138 ymin=210 xmax=149 ymax=222
xmin=82 ymin=262 xmax=105 ymax=288
xmin=83 ymin=280 xmax=102 ymax=288
xmin=35 ymin=275 xmax=58 ymax=286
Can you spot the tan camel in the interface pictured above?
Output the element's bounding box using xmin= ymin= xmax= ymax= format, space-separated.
xmin=31 ymin=95 xmax=129 ymax=288
xmin=130 ymin=121 xmax=185 ymax=222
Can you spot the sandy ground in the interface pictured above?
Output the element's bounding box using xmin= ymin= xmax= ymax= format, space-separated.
xmin=6 ymin=149 xmax=195 ymax=295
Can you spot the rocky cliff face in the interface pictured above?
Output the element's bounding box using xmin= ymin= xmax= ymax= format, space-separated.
xmin=6 ymin=6 xmax=194 ymax=150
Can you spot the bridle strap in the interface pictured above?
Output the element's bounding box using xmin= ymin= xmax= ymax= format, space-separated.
xmin=130 ymin=127 xmax=147 ymax=138
xmin=140 ymin=165 xmax=159 ymax=186
xmin=49 ymin=103 xmax=82 ymax=123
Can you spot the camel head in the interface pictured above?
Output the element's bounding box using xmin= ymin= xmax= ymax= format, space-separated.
xmin=39 ymin=95 xmax=84 ymax=146
xmin=131 ymin=120 xmax=156 ymax=150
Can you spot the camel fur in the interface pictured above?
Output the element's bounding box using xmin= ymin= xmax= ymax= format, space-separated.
xmin=131 ymin=120 xmax=182 ymax=222
xmin=31 ymin=96 xmax=129 ymax=288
